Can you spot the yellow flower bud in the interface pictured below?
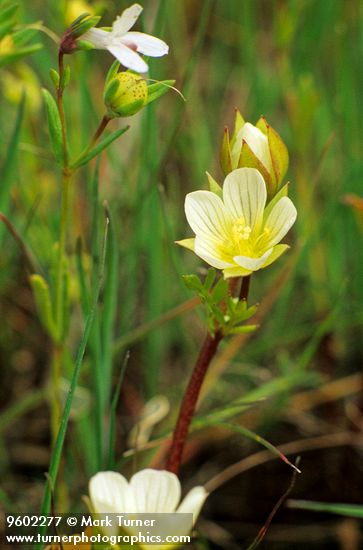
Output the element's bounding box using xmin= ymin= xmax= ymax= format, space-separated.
xmin=220 ymin=111 xmax=289 ymax=199
xmin=104 ymin=71 xmax=148 ymax=118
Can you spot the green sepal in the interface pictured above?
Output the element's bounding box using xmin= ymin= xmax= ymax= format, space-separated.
xmin=239 ymin=139 xmax=274 ymax=198
xmin=230 ymin=109 xmax=245 ymax=146
xmin=206 ymin=171 xmax=223 ymax=197
xmin=42 ymin=88 xmax=64 ymax=166
xmin=263 ymin=182 xmax=289 ymax=218
xmin=220 ymin=126 xmax=232 ymax=175
xmin=71 ymin=125 xmax=130 ymax=169
xmin=103 ymin=77 xmax=120 ymax=105
xmin=71 ymin=14 xmax=101 ymax=38
xmin=30 ymin=274 xmax=58 ymax=342
xmin=112 ymin=98 xmax=145 ymax=118
xmin=145 ymin=79 xmax=175 ymax=105
xmin=267 ymin=122 xmax=289 ymax=186
xmin=256 ymin=115 xmax=268 ymax=135
xmin=105 ymin=60 xmax=121 ymax=87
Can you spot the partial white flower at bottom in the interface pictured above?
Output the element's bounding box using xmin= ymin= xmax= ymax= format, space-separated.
xmin=82 ymin=3 xmax=169 ymax=73
xmin=89 ymin=469 xmax=208 ymax=547
xmin=177 ymin=167 xmax=297 ymax=279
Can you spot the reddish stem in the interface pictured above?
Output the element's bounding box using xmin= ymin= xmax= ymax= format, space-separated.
xmin=240 ymin=275 xmax=251 ymax=301
xmin=166 ymin=330 xmax=223 ymax=474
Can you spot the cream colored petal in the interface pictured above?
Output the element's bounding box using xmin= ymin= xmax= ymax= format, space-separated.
xmin=108 ymin=44 xmax=148 ymax=73
xmin=82 ymin=28 xmax=110 ymax=49
xmin=176 ymin=487 xmax=208 ymax=525
xmin=263 ymin=197 xmax=297 ymax=248
xmin=233 ymin=249 xmax=273 ymax=271
xmin=261 ymin=244 xmax=289 ymax=268
xmin=232 ymin=122 xmax=272 ymax=171
xmin=89 ymin=471 xmax=136 ymax=534
xmin=175 ymin=238 xmax=195 ymax=251
xmin=194 ymin=235 xmax=234 ymax=269
xmin=223 ymin=265 xmax=252 ymax=279
xmin=223 ymin=168 xmax=266 ymax=234
xmin=112 ymin=4 xmax=143 ymax=36
xmin=123 ymin=32 xmax=169 ymax=57
xmin=185 ymin=190 xmax=232 ymax=241
xmin=129 ymin=469 xmax=181 ymax=513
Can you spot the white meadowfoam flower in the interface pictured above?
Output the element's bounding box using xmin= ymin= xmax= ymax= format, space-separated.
xmin=177 ymin=167 xmax=297 ymax=279
xmin=82 ymin=3 xmax=169 ymax=73
xmin=89 ymin=469 xmax=208 ymax=546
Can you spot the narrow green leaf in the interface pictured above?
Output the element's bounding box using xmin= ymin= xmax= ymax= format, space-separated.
xmin=71 ymin=125 xmax=129 ymax=169
xmin=216 ymin=422 xmax=301 ymax=473
xmin=204 ymin=268 xmax=216 ymax=290
xmin=182 ymin=274 xmax=203 ymax=291
xmin=0 ymin=92 xmax=25 ymax=244
xmin=287 ymin=500 xmax=363 ymax=519
xmin=228 ymin=324 xmax=259 ymax=335
xmin=211 ymin=277 xmax=228 ymax=303
xmin=0 ymin=44 xmax=42 ymax=67
xmin=42 ymin=88 xmax=64 ymax=165
xmin=37 ymin=216 xmax=108 ymax=546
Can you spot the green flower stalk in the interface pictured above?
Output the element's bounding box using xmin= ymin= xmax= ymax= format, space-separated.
xmin=221 ymin=110 xmax=289 ymax=199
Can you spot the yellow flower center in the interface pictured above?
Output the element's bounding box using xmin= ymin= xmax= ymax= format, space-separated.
xmin=232 ymin=218 xmax=252 ymax=241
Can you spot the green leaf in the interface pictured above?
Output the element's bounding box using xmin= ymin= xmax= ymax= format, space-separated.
xmin=42 ymin=89 xmax=64 ymax=165
xmin=0 ymin=43 xmax=41 ymax=67
xmin=210 ymin=277 xmax=228 ymax=303
xmin=215 ymin=422 xmax=301 ymax=473
xmin=30 ymin=274 xmax=58 ymax=341
xmin=61 ymin=65 xmax=71 ymax=90
xmin=204 ymin=268 xmax=216 ymax=290
xmin=37 ymin=215 xmax=109 ymax=546
xmin=228 ymin=324 xmax=258 ymax=335
xmin=182 ymin=274 xmax=203 ymax=292
xmin=71 ymin=125 xmax=129 ymax=169
xmin=0 ymin=4 xmax=17 ymax=39
xmin=287 ymin=500 xmax=363 ymax=519
xmin=49 ymin=68 xmax=60 ymax=88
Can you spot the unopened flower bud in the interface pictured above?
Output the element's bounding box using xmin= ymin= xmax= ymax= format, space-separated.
xmin=221 ymin=111 xmax=289 ymax=199
xmin=60 ymin=13 xmax=101 ymax=54
xmin=104 ymin=71 xmax=148 ymax=118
